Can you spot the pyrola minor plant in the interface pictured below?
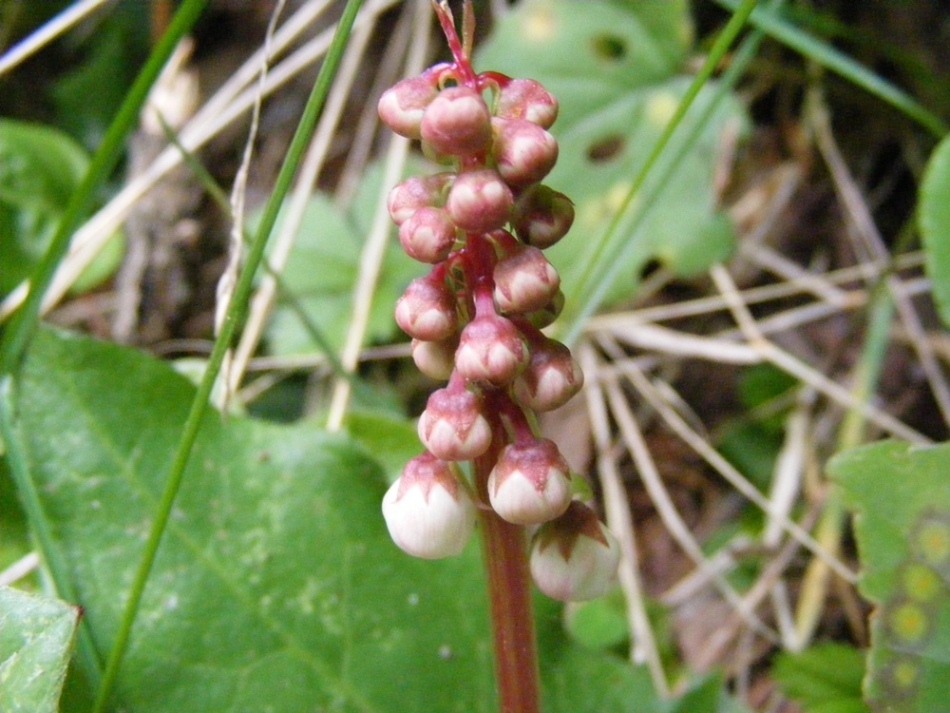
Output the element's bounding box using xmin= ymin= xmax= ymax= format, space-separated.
xmin=378 ymin=3 xmax=620 ymax=710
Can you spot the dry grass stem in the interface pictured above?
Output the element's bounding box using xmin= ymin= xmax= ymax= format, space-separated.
xmin=0 ymin=0 xmax=402 ymax=324
xmin=0 ymin=0 xmax=112 ymax=76
xmin=224 ymin=8 xmax=378 ymax=401
xmin=326 ymin=0 xmax=434 ymax=430
xmin=579 ymin=342 xmax=669 ymax=696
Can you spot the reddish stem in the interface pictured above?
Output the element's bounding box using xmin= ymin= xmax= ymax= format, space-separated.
xmin=476 ymin=432 xmax=542 ymax=713
xmin=432 ymin=1 xmax=477 ymax=86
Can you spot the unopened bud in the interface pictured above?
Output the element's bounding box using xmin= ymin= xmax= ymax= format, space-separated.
xmin=418 ymin=386 xmax=493 ymax=460
xmin=455 ymin=313 xmax=529 ymax=385
xmin=493 ymin=245 xmax=560 ymax=314
xmin=513 ymin=338 xmax=583 ymax=411
xmin=411 ymin=337 xmax=457 ymax=381
xmin=395 ymin=276 xmax=458 ymax=341
xmin=521 ymin=290 xmax=565 ymax=329
xmin=382 ymin=453 xmax=476 ymax=559
xmin=495 ymin=78 xmax=558 ymax=129
xmin=488 ymin=438 xmax=572 ymax=525
xmin=399 ymin=206 xmax=459 ymax=263
xmin=388 ymin=173 xmax=455 ymax=225
xmin=447 ymin=169 xmax=513 ymax=234
xmin=530 ymin=501 xmax=620 ymax=601
xmin=421 ymin=86 xmax=493 ymax=157
xmin=492 ymin=118 xmax=558 ymax=188
xmin=512 ymin=184 xmax=574 ymax=249
xmin=378 ymin=74 xmax=439 ymax=139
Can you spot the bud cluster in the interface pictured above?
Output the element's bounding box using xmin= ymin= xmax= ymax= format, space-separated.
xmin=379 ymin=9 xmax=618 ymax=602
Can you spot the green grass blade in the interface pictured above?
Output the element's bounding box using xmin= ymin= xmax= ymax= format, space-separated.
xmin=714 ymin=0 xmax=948 ymax=137
xmin=561 ymin=0 xmax=760 ymax=343
xmin=0 ymin=377 xmax=103 ymax=694
xmin=0 ymin=0 xmax=209 ymax=374
xmin=90 ymin=2 xmax=367 ymax=710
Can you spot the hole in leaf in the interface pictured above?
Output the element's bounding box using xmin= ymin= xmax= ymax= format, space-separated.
xmin=591 ymin=34 xmax=627 ymax=61
xmin=586 ymin=134 xmax=626 ymax=163
xmin=639 ymin=259 xmax=661 ymax=281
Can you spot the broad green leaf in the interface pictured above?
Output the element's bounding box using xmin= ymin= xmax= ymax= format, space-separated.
xmin=772 ymin=642 xmax=869 ymax=713
xmin=344 ymin=411 xmax=421 ymax=485
xmin=564 ymin=590 xmax=630 ymax=650
xmin=476 ymin=0 xmax=745 ymax=309
xmin=17 ymin=328 xmax=494 ymax=712
xmin=13 ymin=328 xmax=664 ymax=712
xmin=829 ymin=440 xmax=950 ymax=712
xmin=0 ymin=586 xmax=81 ymax=713
xmin=476 ymin=0 xmax=693 ymax=130
xmin=0 ymin=119 xmax=124 ymax=295
xmin=919 ymin=132 xmax=950 ymax=327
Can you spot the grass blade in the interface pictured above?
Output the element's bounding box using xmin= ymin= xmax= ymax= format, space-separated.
xmin=714 ymin=0 xmax=948 ymax=137
xmin=91 ymin=2 xmax=367 ymax=710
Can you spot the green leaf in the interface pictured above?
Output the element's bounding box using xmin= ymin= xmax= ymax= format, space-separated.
xmin=0 ymin=119 xmax=124 ymax=295
xmin=0 ymin=586 xmax=81 ymax=713
xmin=476 ymin=0 xmax=746 ymax=308
xmin=829 ymin=440 xmax=950 ymax=712
xmin=13 ymin=328 xmax=665 ymax=712
xmin=344 ymin=411 xmax=421 ymax=485
xmin=772 ymin=642 xmax=869 ymax=713
xmin=476 ymin=0 xmax=693 ymax=130
xmin=563 ymin=590 xmax=630 ymax=651
xmin=919 ymin=132 xmax=950 ymax=328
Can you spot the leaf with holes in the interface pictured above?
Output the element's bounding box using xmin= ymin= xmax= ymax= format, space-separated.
xmin=11 ymin=328 xmax=679 ymax=712
xmin=0 ymin=587 xmax=81 ymax=713
xmin=919 ymin=132 xmax=950 ymax=328
xmin=829 ymin=440 xmax=950 ymax=712
xmin=477 ymin=0 xmax=745 ymax=311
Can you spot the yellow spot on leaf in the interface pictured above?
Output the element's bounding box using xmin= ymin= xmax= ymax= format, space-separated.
xmin=901 ymin=563 xmax=942 ymax=602
xmin=524 ymin=7 xmax=556 ymax=42
xmin=888 ymin=602 xmax=929 ymax=644
xmin=646 ymin=93 xmax=679 ymax=127
xmin=893 ymin=660 xmax=919 ymax=690
xmin=916 ymin=519 xmax=950 ymax=566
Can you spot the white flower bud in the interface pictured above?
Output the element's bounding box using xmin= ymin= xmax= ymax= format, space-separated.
xmin=488 ymin=438 xmax=572 ymax=525
xmin=383 ymin=453 xmax=476 ymax=559
xmin=418 ymin=386 xmax=493 ymax=461
xmin=529 ymin=502 xmax=620 ymax=601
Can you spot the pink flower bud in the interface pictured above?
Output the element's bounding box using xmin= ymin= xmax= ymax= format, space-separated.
xmin=411 ymin=337 xmax=457 ymax=381
xmin=530 ymin=501 xmax=620 ymax=601
xmin=377 ymin=74 xmax=439 ymax=139
xmin=382 ymin=453 xmax=476 ymax=559
xmin=521 ymin=290 xmax=565 ymax=329
xmin=418 ymin=386 xmax=492 ymax=460
xmin=394 ymin=276 xmax=458 ymax=341
xmin=493 ymin=245 xmax=560 ymax=314
xmin=492 ymin=118 xmax=558 ymax=188
xmin=447 ymin=169 xmax=514 ymax=234
xmin=513 ymin=338 xmax=583 ymax=411
xmin=512 ymin=184 xmax=574 ymax=249
xmin=496 ymin=78 xmax=559 ymax=129
xmin=388 ymin=173 xmax=455 ymax=226
xmin=399 ymin=206 xmax=459 ymax=263
xmin=455 ymin=313 xmax=529 ymax=385
xmin=420 ymin=86 xmax=493 ymax=157
xmin=488 ymin=438 xmax=572 ymax=525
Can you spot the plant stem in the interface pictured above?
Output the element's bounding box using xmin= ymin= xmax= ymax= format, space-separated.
xmin=476 ymin=437 xmax=541 ymax=713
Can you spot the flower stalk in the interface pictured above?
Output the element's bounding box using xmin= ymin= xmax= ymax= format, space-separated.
xmin=378 ymin=3 xmax=621 ymax=711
